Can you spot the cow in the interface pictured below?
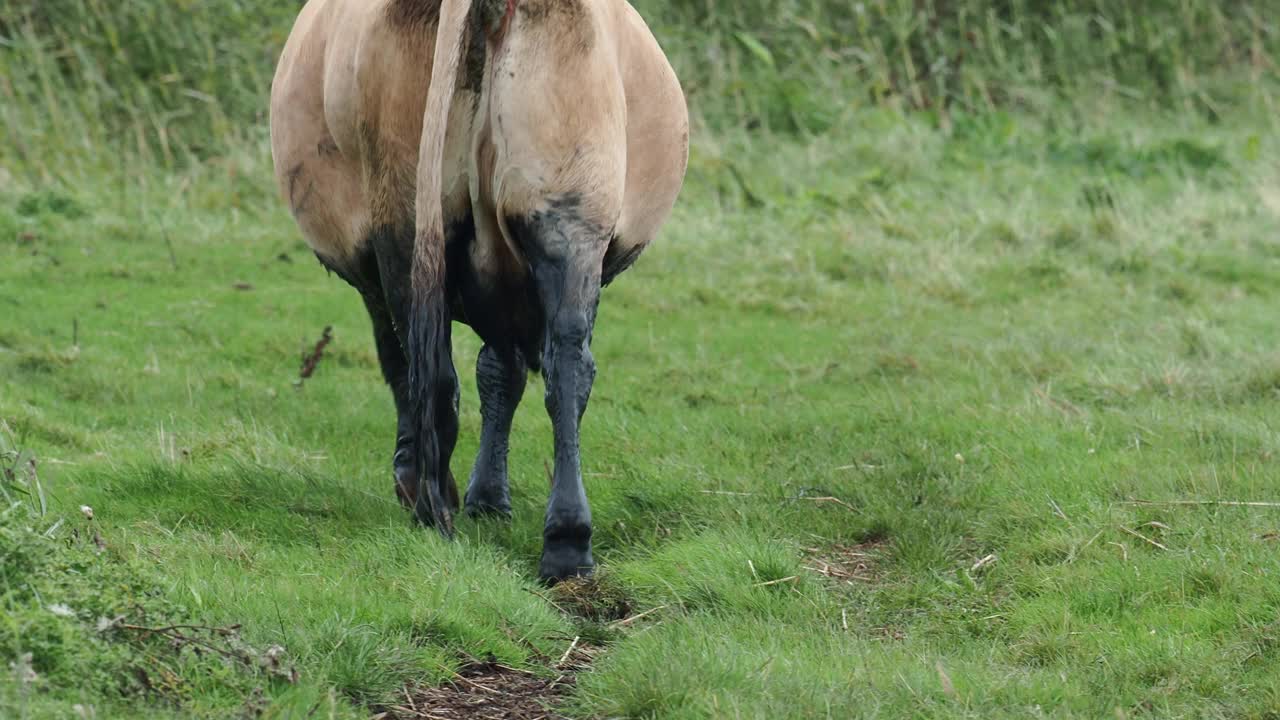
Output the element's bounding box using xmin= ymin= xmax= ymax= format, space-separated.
xmin=269 ymin=0 xmax=688 ymax=581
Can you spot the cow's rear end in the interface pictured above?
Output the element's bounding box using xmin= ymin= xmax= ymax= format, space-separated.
xmin=486 ymin=0 xmax=688 ymax=283
xmin=269 ymin=0 xmax=688 ymax=582
xmin=477 ymin=0 xmax=687 ymax=579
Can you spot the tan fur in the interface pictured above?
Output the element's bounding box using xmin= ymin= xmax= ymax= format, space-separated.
xmin=269 ymin=0 xmax=688 ymax=290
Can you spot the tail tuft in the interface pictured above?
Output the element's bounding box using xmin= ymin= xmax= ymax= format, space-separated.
xmin=406 ymin=0 xmax=475 ymax=537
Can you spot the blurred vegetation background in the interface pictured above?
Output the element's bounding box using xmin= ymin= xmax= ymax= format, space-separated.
xmin=1 ymin=0 xmax=1277 ymax=177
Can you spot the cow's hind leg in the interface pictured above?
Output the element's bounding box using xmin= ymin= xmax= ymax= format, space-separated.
xmin=465 ymin=345 xmax=527 ymax=517
xmin=361 ymin=294 xmax=419 ymax=510
xmin=516 ymin=217 xmax=607 ymax=582
xmin=430 ymin=334 xmax=463 ymax=518
xmin=368 ymin=228 xmax=462 ymax=528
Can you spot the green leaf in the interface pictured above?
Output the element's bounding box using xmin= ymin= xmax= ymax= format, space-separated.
xmin=734 ymin=31 xmax=776 ymax=69
xmin=1244 ymin=134 xmax=1261 ymax=163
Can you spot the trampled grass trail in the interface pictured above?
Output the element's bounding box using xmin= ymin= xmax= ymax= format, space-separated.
xmin=4 ymin=104 xmax=1280 ymax=718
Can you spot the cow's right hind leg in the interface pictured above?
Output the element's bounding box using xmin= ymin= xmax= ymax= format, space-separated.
xmin=525 ymin=239 xmax=607 ymax=583
xmin=465 ymin=344 xmax=527 ymax=517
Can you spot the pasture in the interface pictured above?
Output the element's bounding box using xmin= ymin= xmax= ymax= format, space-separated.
xmin=4 ymin=1 xmax=1280 ymax=718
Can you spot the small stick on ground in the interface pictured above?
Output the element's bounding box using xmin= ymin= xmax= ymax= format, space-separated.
xmin=1118 ymin=525 xmax=1168 ymax=551
xmin=1067 ymin=528 xmax=1106 ymax=563
xmin=451 ymin=672 xmax=504 ymax=696
xmin=524 ymin=587 xmax=568 ymax=615
xmin=1123 ymin=499 xmax=1280 ymax=509
xmin=493 ymin=663 xmax=536 ymax=675
xmin=1108 ymin=541 xmax=1129 ymax=562
xmin=753 ymin=575 xmax=799 ymax=587
xmin=796 ymin=496 xmax=857 ymax=512
xmin=556 ymin=636 xmax=580 ymax=668
xmin=545 ymin=673 xmax=569 ymax=694
xmin=970 ymin=553 xmax=997 ymax=573
xmin=119 ymin=623 xmax=241 ymax=636
xmin=117 ymin=623 xmax=248 ymax=664
xmin=298 ymin=325 xmax=333 ymax=383
xmin=608 ymin=605 xmax=668 ymax=628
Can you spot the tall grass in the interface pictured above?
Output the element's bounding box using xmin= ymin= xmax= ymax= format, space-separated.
xmin=1 ymin=0 xmax=1276 ymax=177
xmin=656 ymin=0 xmax=1279 ymax=132
xmin=0 ymin=0 xmax=295 ymax=175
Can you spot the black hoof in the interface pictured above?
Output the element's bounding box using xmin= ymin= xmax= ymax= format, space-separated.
xmin=464 ymin=484 xmax=512 ymax=519
xmin=393 ymin=449 xmax=419 ymax=511
xmin=465 ymin=462 xmax=512 ymax=519
xmin=539 ymin=525 xmax=594 ymax=584
xmin=465 ymin=500 xmax=513 ymax=519
xmin=394 ymin=471 xmax=418 ymax=511
xmin=413 ymin=481 xmax=456 ymax=539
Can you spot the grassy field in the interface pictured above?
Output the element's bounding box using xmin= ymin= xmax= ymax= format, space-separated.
xmin=5 ymin=2 xmax=1280 ymax=719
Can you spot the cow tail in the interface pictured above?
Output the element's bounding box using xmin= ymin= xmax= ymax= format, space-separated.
xmin=407 ymin=0 xmax=474 ymax=532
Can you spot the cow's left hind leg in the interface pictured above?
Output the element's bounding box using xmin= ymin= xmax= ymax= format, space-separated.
xmin=365 ymin=231 xmax=462 ymax=525
xmin=430 ymin=333 xmax=463 ymax=518
xmin=362 ymin=294 xmax=419 ymax=510
xmin=528 ymin=244 xmax=606 ymax=583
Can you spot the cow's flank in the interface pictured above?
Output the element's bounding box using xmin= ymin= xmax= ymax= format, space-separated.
xmin=516 ymin=0 xmax=594 ymax=53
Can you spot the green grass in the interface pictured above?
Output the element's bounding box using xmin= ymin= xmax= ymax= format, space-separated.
xmin=5 ymin=0 xmax=1280 ymax=717
xmin=5 ymin=102 xmax=1280 ymax=718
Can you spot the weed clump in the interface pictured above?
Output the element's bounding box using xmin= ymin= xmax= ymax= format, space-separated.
xmin=550 ymin=574 xmax=634 ymax=623
xmin=0 ymin=431 xmax=290 ymax=715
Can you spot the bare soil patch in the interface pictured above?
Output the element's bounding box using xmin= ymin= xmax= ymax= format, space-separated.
xmin=375 ymin=662 xmax=569 ymax=720
xmin=375 ymin=575 xmax=635 ymax=719
xmin=376 ymin=647 xmax=597 ymax=720
xmin=802 ymin=540 xmax=887 ymax=585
